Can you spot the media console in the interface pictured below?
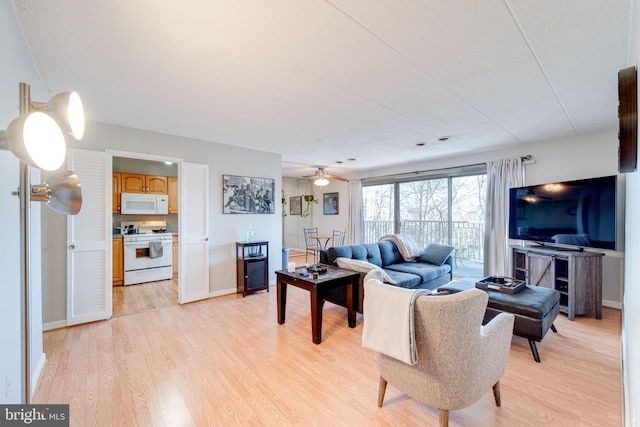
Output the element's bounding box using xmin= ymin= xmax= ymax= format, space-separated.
xmin=511 ymin=246 xmax=603 ymax=320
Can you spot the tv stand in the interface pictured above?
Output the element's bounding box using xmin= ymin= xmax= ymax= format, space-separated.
xmin=532 ymin=242 xmax=584 ymax=252
xmin=511 ymin=246 xmax=603 ymax=320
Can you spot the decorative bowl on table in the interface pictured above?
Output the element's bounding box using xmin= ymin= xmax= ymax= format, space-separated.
xmin=307 ymin=265 xmax=328 ymax=274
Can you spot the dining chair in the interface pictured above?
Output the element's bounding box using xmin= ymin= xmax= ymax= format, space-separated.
xmin=332 ymin=229 xmax=346 ymax=247
xmin=303 ymin=227 xmax=320 ymax=264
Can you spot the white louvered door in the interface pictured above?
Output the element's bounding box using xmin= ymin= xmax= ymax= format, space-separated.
xmin=179 ymin=162 xmax=210 ymax=303
xmin=67 ymin=149 xmax=112 ymax=325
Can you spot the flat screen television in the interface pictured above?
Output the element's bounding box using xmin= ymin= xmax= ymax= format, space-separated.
xmin=508 ymin=176 xmax=617 ymax=251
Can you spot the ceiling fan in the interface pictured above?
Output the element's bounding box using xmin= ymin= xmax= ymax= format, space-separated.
xmin=303 ymin=167 xmax=348 ymax=187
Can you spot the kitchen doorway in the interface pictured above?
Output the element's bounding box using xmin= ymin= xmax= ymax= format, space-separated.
xmin=112 ymin=155 xmax=179 ymax=317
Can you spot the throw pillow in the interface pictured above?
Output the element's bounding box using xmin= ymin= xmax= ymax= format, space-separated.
xmin=417 ymin=243 xmax=455 ymax=266
xmin=336 ymin=257 xmax=397 ymax=285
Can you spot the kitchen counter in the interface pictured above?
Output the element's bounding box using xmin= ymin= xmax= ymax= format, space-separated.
xmin=113 ymin=233 xmax=179 ymax=239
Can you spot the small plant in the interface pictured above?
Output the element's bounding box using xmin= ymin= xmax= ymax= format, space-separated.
xmin=282 ymin=191 xmax=287 ymax=217
xmin=300 ymin=194 xmax=318 ymax=218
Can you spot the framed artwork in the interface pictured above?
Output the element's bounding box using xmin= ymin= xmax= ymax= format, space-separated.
xmin=323 ymin=192 xmax=339 ymax=215
xmin=223 ymin=175 xmax=275 ymax=214
xmin=290 ymin=196 xmax=302 ymax=215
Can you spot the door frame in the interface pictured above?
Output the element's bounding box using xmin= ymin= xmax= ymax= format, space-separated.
xmin=107 ymin=149 xmax=184 ymax=303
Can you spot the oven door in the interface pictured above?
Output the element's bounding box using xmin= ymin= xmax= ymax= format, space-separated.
xmin=124 ymin=238 xmax=173 ymax=271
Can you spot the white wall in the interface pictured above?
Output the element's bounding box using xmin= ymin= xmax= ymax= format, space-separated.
xmin=356 ymin=129 xmax=624 ymax=307
xmin=0 ymin=152 xmax=22 ymax=403
xmin=0 ymin=2 xmax=47 ymax=403
xmin=282 ymin=178 xmax=348 ymax=253
xmin=41 ymin=121 xmax=283 ymax=324
xmin=622 ymin=2 xmax=640 ymax=425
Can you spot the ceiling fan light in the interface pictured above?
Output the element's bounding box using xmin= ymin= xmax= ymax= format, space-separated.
xmin=48 ymin=91 xmax=85 ymax=140
xmin=6 ymin=112 xmax=66 ymax=170
xmin=314 ymin=177 xmax=329 ymax=187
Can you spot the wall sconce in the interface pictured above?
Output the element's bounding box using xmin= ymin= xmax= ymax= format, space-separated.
xmin=0 ymin=82 xmax=85 ymax=404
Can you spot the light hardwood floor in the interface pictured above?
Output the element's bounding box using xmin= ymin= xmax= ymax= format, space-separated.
xmin=35 ymin=276 xmax=622 ymax=427
xmin=112 ymin=279 xmax=178 ymax=318
xmin=289 ymin=249 xmax=312 ymax=267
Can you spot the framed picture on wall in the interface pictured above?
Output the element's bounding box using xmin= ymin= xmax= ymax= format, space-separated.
xmin=323 ymin=192 xmax=339 ymax=215
xmin=223 ymin=174 xmax=275 ymax=214
xmin=290 ymin=196 xmax=302 ymax=215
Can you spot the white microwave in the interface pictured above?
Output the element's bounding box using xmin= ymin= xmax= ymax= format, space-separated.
xmin=121 ymin=193 xmax=169 ymax=215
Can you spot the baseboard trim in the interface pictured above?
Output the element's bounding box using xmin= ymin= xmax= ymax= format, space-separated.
xmin=209 ymin=287 xmax=237 ymax=298
xmin=31 ymin=352 xmax=46 ymax=399
xmin=603 ymin=299 xmax=622 ymax=309
xmin=43 ymin=320 xmax=67 ymax=332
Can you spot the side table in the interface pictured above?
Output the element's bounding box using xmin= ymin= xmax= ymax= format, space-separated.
xmin=276 ymin=265 xmax=359 ymax=344
xmin=236 ymin=241 xmax=269 ymax=297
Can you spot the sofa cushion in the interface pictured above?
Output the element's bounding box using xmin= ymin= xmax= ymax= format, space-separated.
xmin=382 ymin=269 xmax=422 ymax=289
xmin=384 ymin=261 xmax=451 ymax=284
xmin=336 ymin=257 xmax=397 ymax=285
xmin=417 ymin=243 xmax=455 ymax=265
xmin=378 ymin=240 xmax=405 ymax=266
xmin=328 ymin=243 xmax=382 ymax=267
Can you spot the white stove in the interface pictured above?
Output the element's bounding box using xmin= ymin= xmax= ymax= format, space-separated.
xmin=121 ymin=221 xmax=173 ymax=285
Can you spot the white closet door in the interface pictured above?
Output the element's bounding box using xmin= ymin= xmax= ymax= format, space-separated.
xmin=179 ymin=162 xmax=210 ymax=303
xmin=67 ymin=149 xmax=112 ymax=325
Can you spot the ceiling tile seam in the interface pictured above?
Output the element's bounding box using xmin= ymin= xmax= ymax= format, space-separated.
xmin=310 ymin=72 xmax=438 ymax=133
xmin=502 ymin=0 xmax=578 ymax=135
xmin=323 ymin=0 xmax=524 ymax=144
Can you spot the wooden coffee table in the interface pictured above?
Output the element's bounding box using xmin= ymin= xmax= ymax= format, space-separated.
xmin=276 ymin=265 xmax=360 ymax=344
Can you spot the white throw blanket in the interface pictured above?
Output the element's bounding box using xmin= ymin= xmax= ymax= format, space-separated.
xmin=362 ymin=270 xmax=431 ymax=365
xmin=379 ymin=234 xmax=422 ymax=261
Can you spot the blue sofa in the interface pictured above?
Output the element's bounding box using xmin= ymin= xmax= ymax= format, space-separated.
xmin=319 ymin=240 xmax=453 ymax=313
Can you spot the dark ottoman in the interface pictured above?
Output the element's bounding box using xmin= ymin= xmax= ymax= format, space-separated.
xmin=438 ymin=278 xmax=560 ymax=362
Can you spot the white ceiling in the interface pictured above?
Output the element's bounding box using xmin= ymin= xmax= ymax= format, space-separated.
xmin=11 ymin=1 xmax=633 ymax=179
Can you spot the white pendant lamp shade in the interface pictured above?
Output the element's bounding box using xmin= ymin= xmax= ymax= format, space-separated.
xmin=314 ymin=177 xmax=329 ymax=187
xmin=6 ymin=112 xmax=66 ymax=171
xmin=48 ymin=91 xmax=85 ymax=139
xmin=30 ymin=170 xmax=83 ymax=215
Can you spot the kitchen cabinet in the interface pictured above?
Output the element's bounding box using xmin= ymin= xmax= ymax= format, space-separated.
xmin=172 ymin=235 xmax=179 ymax=278
xmin=121 ymin=173 xmax=168 ymax=194
xmin=146 ymin=175 xmax=168 ymax=194
xmin=112 ymin=173 xmax=121 ymax=213
xmin=511 ymin=246 xmax=603 ymax=320
xmin=121 ymin=173 xmax=146 ymax=193
xmin=113 ymin=237 xmax=124 ymax=286
xmin=236 ymin=241 xmax=269 ymax=297
xmin=168 ymin=177 xmax=178 ymax=213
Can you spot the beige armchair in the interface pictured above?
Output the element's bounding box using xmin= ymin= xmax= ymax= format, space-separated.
xmin=371 ymin=280 xmax=514 ymax=426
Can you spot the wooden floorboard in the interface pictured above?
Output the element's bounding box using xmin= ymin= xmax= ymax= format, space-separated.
xmin=112 ymin=278 xmax=178 ymax=318
xmin=35 ymin=283 xmax=623 ymax=426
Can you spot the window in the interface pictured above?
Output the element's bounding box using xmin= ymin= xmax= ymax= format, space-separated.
xmin=362 ymin=165 xmax=486 ymax=272
xmin=362 ymin=183 xmax=394 ymax=242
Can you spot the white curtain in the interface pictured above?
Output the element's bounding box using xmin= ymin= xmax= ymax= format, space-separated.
xmin=347 ymin=179 xmax=363 ymax=244
xmin=484 ymin=158 xmax=522 ymax=276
